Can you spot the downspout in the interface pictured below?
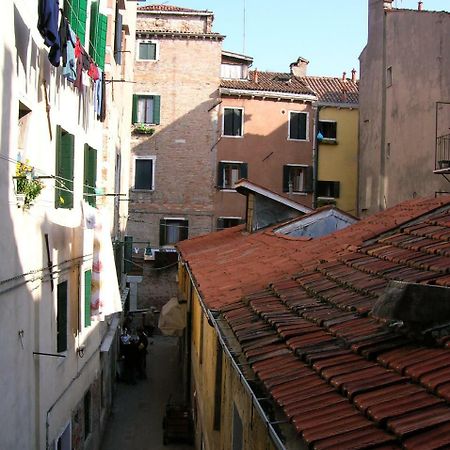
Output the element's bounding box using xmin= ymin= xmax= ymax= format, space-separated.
xmin=182 ymin=261 xmax=287 ymax=450
xmin=312 ymin=104 xmax=321 ymax=209
xmin=379 ymin=6 xmax=388 ymax=211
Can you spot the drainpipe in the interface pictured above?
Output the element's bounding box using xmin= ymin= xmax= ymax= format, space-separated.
xmin=312 ymin=104 xmax=322 ymax=209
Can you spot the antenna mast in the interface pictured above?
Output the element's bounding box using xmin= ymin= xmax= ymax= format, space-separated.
xmin=243 ymin=0 xmax=246 ymax=54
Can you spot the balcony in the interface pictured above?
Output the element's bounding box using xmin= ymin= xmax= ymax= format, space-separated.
xmin=435 ymin=133 xmax=450 ymax=174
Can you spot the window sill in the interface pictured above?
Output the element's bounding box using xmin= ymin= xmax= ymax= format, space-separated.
xmin=287 ymin=138 xmax=309 ymax=142
xmin=218 ymin=188 xmax=237 ymax=192
xmin=221 ymin=134 xmax=244 ymax=139
xmin=132 ymin=188 xmax=155 ymax=192
xmin=286 ymin=191 xmax=308 ymax=196
xmin=320 ymin=139 xmax=338 ymax=145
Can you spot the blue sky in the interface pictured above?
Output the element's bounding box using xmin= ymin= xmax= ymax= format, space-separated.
xmin=139 ymin=1 xmax=450 ymax=76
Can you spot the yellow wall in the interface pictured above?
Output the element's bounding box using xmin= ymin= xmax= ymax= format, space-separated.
xmin=180 ymin=263 xmax=277 ymax=450
xmin=318 ymin=107 xmax=359 ymax=215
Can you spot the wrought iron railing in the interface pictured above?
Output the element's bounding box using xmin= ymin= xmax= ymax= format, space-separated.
xmin=436 ymin=133 xmax=450 ymax=172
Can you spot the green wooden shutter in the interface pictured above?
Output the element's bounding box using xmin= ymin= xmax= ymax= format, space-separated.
xmin=124 ymin=236 xmax=133 ymax=273
xmin=159 ymin=219 xmax=166 ymax=246
xmin=64 ymin=0 xmax=88 ymax=45
xmin=55 ymin=127 xmax=74 ymax=209
xmin=282 ymin=165 xmax=290 ymax=192
xmin=217 ymin=162 xmax=224 ymax=188
xmin=89 ymin=2 xmax=99 ymax=62
xmin=84 ymin=146 xmax=97 ymax=206
xmin=304 ymin=166 xmax=314 ymax=193
xmin=152 ymin=95 xmax=161 ymax=125
xmin=57 ymin=281 xmax=68 ymax=352
xmin=132 ymin=95 xmax=138 ymax=123
xmin=97 ymin=13 xmax=108 ymax=70
xmin=84 ymin=270 xmax=92 ymax=327
xmin=240 ymin=163 xmax=248 ymax=180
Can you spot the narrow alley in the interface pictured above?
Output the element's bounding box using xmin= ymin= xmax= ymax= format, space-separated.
xmin=101 ymin=335 xmax=193 ymax=450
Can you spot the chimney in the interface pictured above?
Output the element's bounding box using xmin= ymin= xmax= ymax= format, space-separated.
xmin=418 ymin=1 xmax=423 ymax=11
xmin=351 ymin=68 xmax=357 ymax=82
xmin=342 ymin=71 xmax=347 ymax=81
xmin=383 ymin=0 xmax=393 ymax=9
xmin=253 ymin=69 xmax=259 ymax=83
xmin=290 ymin=57 xmax=309 ymax=77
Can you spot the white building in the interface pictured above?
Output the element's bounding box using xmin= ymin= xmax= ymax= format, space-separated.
xmin=0 ymin=0 xmax=135 ymax=448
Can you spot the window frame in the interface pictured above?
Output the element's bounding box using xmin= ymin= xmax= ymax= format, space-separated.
xmin=217 ymin=160 xmax=248 ymax=190
xmin=282 ymin=164 xmax=313 ymax=194
xmin=137 ymin=40 xmax=159 ymax=62
xmin=56 ymin=279 xmax=69 ymax=354
xmin=160 ymin=217 xmax=188 ymax=246
xmin=132 ymin=94 xmax=161 ymax=125
xmin=318 ymin=119 xmax=337 ymax=142
xmin=132 ymin=155 xmax=156 ymax=191
xmin=222 ymin=107 xmax=244 ymax=138
xmin=317 ymin=180 xmax=340 ymax=199
xmin=288 ymin=110 xmax=309 ymax=141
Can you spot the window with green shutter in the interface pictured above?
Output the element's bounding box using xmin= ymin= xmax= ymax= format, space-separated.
xmin=289 ymin=111 xmax=308 ymax=140
xmin=57 ymin=281 xmax=68 ymax=353
xmin=64 ymin=0 xmax=88 ymax=45
xmin=89 ymin=1 xmax=108 ymax=70
xmin=55 ymin=126 xmax=74 ymax=209
xmin=132 ymin=95 xmax=161 ymax=125
xmin=84 ymin=270 xmax=92 ymax=327
xmin=83 ymin=145 xmax=97 ymax=206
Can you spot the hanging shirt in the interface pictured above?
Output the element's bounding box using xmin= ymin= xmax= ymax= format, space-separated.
xmin=62 ymin=25 xmax=77 ymax=82
xmin=88 ymin=61 xmax=99 ymax=81
xmin=38 ymin=0 xmax=61 ymax=66
xmin=94 ymin=69 xmax=103 ymax=115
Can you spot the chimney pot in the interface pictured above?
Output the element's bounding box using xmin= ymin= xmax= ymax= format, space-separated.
xmin=253 ymin=69 xmax=258 ymax=83
xmin=351 ymin=68 xmax=357 ymax=82
xmin=418 ymin=1 xmax=423 ymax=11
xmin=342 ymin=71 xmax=347 ymax=81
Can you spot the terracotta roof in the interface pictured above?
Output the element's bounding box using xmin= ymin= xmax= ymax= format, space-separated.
xmin=220 ymin=71 xmax=358 ymax=103
xmin=137 ymin=4 xmax=211 ymax=14
xmin=220 ymin=71 xmax=316 ymax=97
xmin=178 ymin=196 xmax=450 ymax=311
xmin=300 ymin=76 xmax=359 ymax=105
xmin=215 ymin=200 xmax=450 ymax=448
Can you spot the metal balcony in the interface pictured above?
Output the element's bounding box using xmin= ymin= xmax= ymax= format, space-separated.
xmin=435 ymin=133 xmax=450 ymax=174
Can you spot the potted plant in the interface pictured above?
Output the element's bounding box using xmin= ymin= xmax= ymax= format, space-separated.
xmin=14 ymin=161 xmax=44 ymax=209
xmin=133 ymin=124 xmax=155 ymax=135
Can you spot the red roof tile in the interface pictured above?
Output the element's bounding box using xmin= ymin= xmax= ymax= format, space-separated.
xmin=180 ymin=195 xmax=450 ymax=447
xmin=137 ymin=4 xmax=211 ymax=13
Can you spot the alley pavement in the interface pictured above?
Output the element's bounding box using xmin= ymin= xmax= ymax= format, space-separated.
xmin=101 ymin=335 xmax=193 ymax=450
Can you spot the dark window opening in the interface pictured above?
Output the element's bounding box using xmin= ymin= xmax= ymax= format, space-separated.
xmin=160 ymin=219 xmax=188 ymax=246
xmin=282 ymin=165 xmax=313 ymax=193
xmin=223 ymin=108 xmax=243 ymax=137
xmin=317 ymin=180 xmax=340 ymax=198
xmin=217 ymin=217 xmax=243 ymax=230
xmin=134 ymin=158 xmax=154 ymax=190
xmin=318 ymin=121 xmax=337 ymax=140
xmin=289 ymin=111 xmax=307 ymax=140
xmin=57 ymin=281 xmax=68 ymax=353
xmin=84 ymin=390 xmax=91 ymax=440
xmin=217 ymin=162 xmax=248 ymax=189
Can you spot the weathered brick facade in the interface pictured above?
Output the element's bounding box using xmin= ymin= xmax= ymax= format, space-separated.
xmin=128 ymin=8 xmax=223 ymax=249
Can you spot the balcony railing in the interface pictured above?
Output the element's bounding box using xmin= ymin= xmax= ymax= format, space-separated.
xmin=435 ymin=133 xmax=450 ymax=173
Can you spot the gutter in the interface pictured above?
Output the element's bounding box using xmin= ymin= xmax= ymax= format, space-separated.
xmin=220 ymin=87 xmax=317 ymax=103
xmin=181 ymin=260 xmax=287 ymax=450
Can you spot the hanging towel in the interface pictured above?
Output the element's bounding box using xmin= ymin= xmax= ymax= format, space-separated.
xmin=62 ymin=25 xmax=77 ymax=82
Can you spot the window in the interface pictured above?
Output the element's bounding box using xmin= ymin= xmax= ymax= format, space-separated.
xmin=57 ymin=281 xmax=68 ymax=353
xmin=221 ymin=64 xmax=245 ymax=79
xmin=386 ymin=66 xmax=393 ymax=87
xmin=283 ymin=165 xmax=313 ymax=193
xmin=64 ymin=0 xmax=88 ymax=44
xmin=289 ymin=111 xmax=308 ymax=140
xmin=84 ymin=270 xmax=92 ymax=327
xmin=223 ymin=107 xmax=243 ymax=137
xmin=113 ymin=5 xmax=123 ymax=65
xmin=84 ymin=390 xmax=91 ymax=440
xmin=160 ymin=218 xmax=188 ymax=246
xmin=134 ymin=156 xmax=155 ymax=190
xmin=132 ymin=95 xmax=161 ymax=125
xmin=317 ymin=180 xmax=340 ymax=198
xmin=83 ymin=145 xmax=97 ymax=207
xmin=318 ymin=120 xmax=337 ymax=141
xmin=138 ymin=41 xmax=157 ymax=60
xmin=232 ymin=405 xmax=243 ymax=450
xmin=213 ymin=338 xmax=223 ymax=430
xmin=217 ymin=217 xmax=243 ymax=230
xmin=89 ymin=1 xmax=107 ymax=70
xmin=217 ymin=162 xmax=248 ymax=189
xmin=55 ymin=126 xmax=74 ymax=209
